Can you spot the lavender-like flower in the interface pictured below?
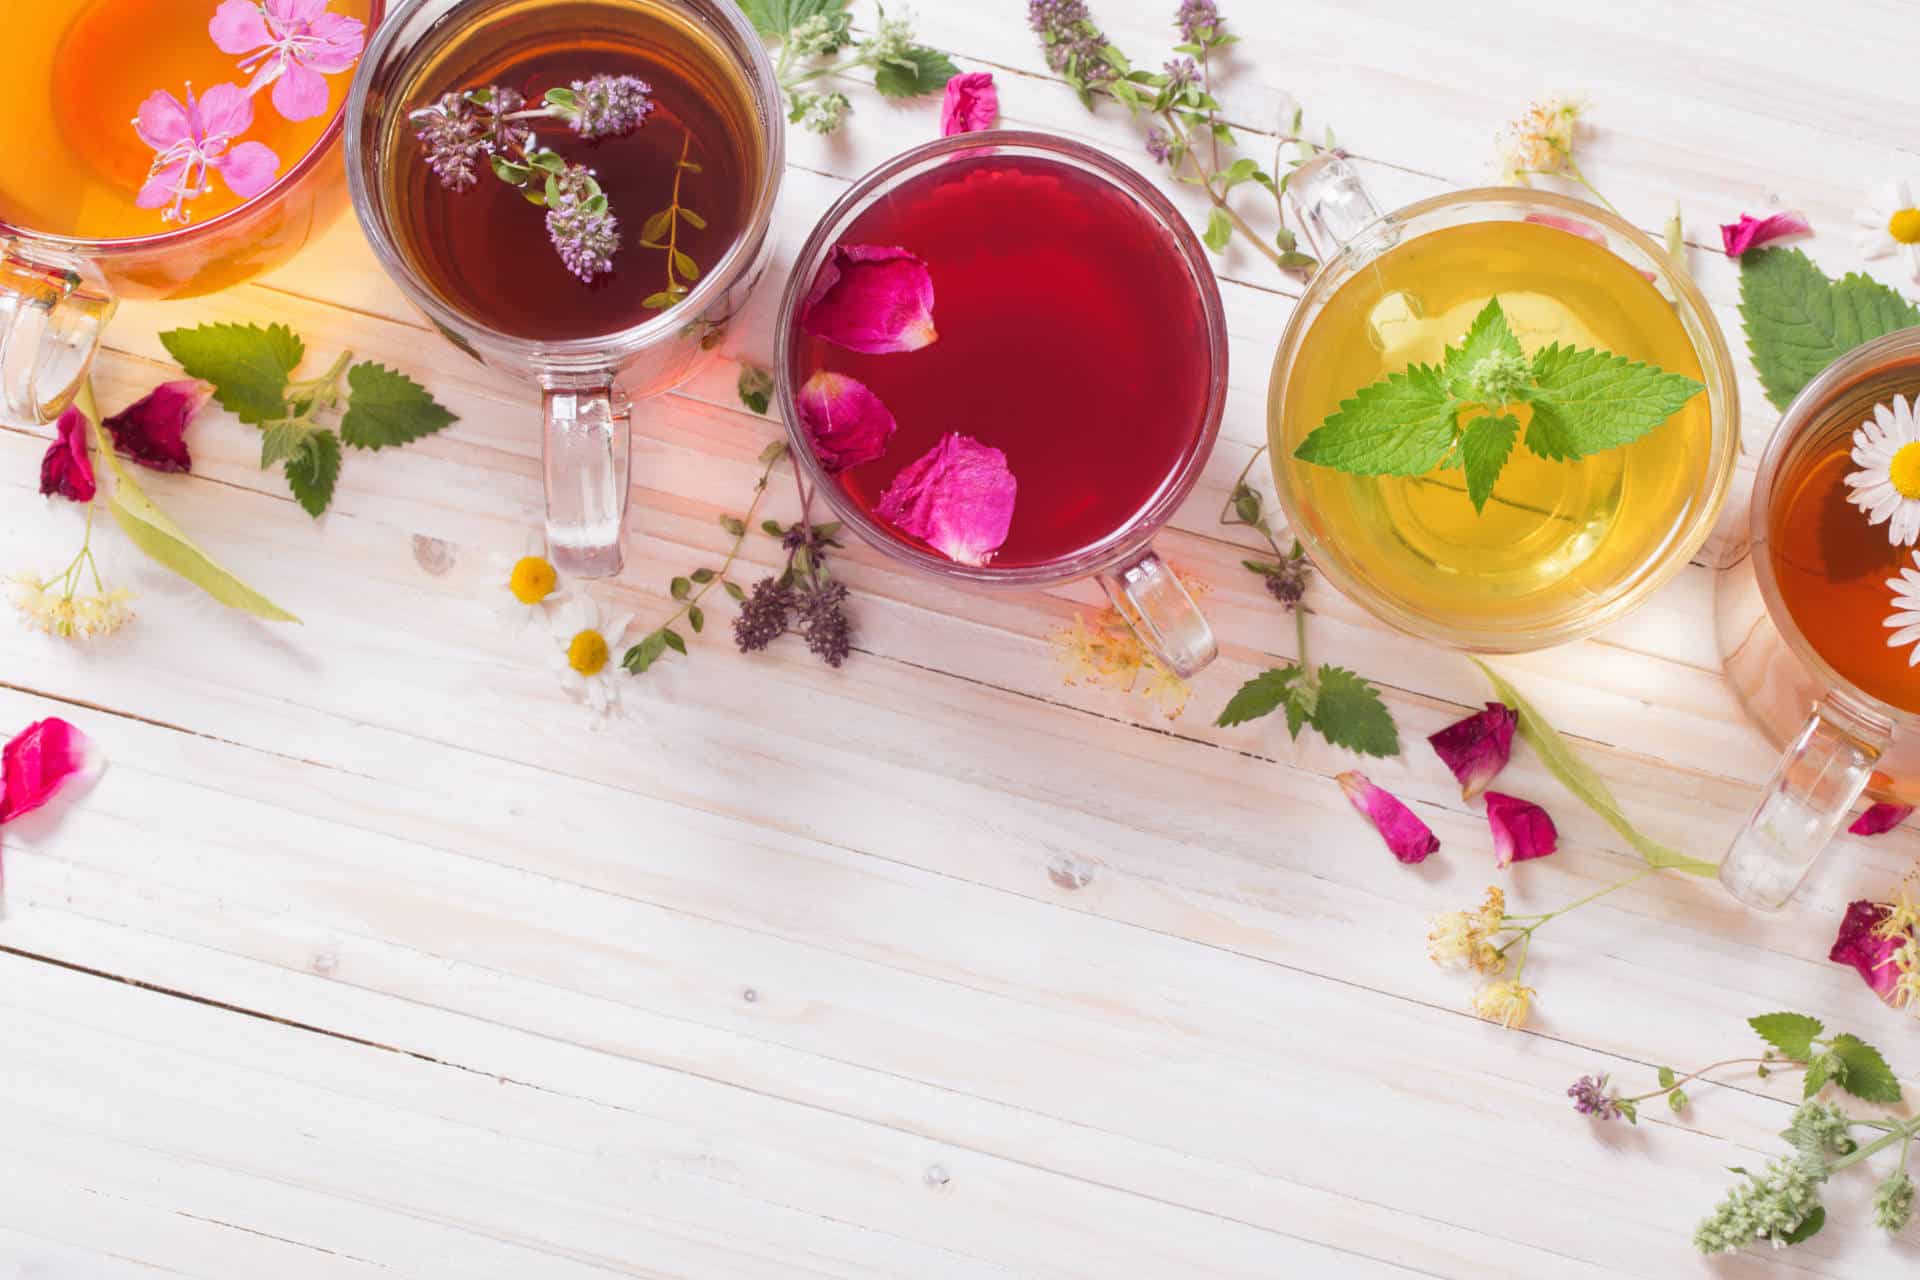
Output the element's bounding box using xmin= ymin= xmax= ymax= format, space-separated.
xmin=1163 ymin=56 xmax=1198 ymax=94
xmin=1567 ymin=1074 xmax=1622 ymax=1121
xmin=1027 ymin=0 xmax=1117 ymax=87
xmin=1144 ymin=126 xmax=1174 ymax=165
xmin=544 ymin=165 xmax=620 ymax=282
xmin=565 ymin=74 xmax=654 ymax=139
xmin=1263 ymin=556 xmax=1309 ymax=611
xmin=1176 ymin=0 xmax=1223 ymax=43
xmin=798 ymin=580 xmax=852 ymax=668
xmin=733 ymin=578 xmax=796 ymax=653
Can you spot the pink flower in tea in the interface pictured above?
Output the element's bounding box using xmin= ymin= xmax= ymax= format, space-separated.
xmin=38 ymin=406 xmax=96 ymax=504
xmin=1335 ymin=771 xmax=1439 ymax=864
xmin=1830 ymin=899 xmax=1909 ymax=1002
xmin=134 ymin=82 xmax=280 ymax=223
xmin=1427 ymin=701 xmax=1516 ymax=800
xmin=102 ymin=380 xmax=213 ymax=474
xmin=940 ymin=72 xmax=999 ymax=137
xmin=0 ymin=718 xmax=100 ymax=825
xmin=1485 ymin=792 xmax=1558 ymax=866
xmin=875 ymin=433 xmax=1017 ymax=567
xmin=1720 ymin=211 xmax=1811 ymax=258
xmin=797 ymin=371 xmax=897 ymax=472
xmin=800 ymin=245 xmax=938 ymax=354
xmin=1850 ymin=802 xmax=1913 ymax=836
xmin=211 ymin=0 xmax=367 ymax=122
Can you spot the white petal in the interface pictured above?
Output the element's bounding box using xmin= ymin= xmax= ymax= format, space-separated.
xmin=603 ymin=612 xmax=635 ymax=643
xmin=1902 ymin=242 xmax=1920 ymax=282
xmin=1886 ymin=624 xmax=1920 ymax=649
xmin=1860 ymin=232 xmax=1897 ymax=259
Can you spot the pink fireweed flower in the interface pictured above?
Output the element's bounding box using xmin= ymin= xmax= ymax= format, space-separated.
xmin=0 ymin=718 xmax=101 ymax=825
xmin=1427 ymin=701 xmax=1516 ymax=800
xmin=940 ymin=72 xmax=999 ymax=136
xmin=1335 ymin=771 xmax=1439 ymax=864
xmin=1830 ymin=899 xmax=1913 ymax=1005
xmin=102 ymin=380 xmax=213 ymax=474
xmin=800 ymin=245 xmax=938 ymax=354
xmin=797 ymin=371 xmax=897 ymax=472
xmin=134 ymin=82 xmax=280 ymax=223
xmin=211 ymin=0 xmax=367 ymax=122
xmin=1485 ymin=792 xmax=1558 ymax=866
xmin=38 ymin=406 xmax=96 ymax=504
xmin=876 ymin=433 xmax=1017 ymax=567
xmin=1720 ymin=211 xmax=1811 ymax=258
xmin=1849 ymin=802 xmax=1912 ymax=836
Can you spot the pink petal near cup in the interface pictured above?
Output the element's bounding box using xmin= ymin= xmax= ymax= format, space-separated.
xmin=1719 ymin=211 xmax=1811 ymax=258
xmin=211 ymin=0 xmax=369 ymax=122
xmin=0 ymin=718 xmax=101 ymax=825
xmin=1427 ymin=701 xmax=1516 ymax=800
xmin=102 ymin=379 xmax=214 ymax=474
xmin=1485 ymin=792 xmax=1558 ymax=866
xmin=1829 ymin=900 xmax=1910 ymax=1002
xmin=38 ymin=406 xmax=97 ymax=504
xmin=796 ymin=371 xmax=897 ymax=472
xmin=1336 ymin=771 xmax=1440 ymax=864
xmin=940 ymin=72 xmax=998 ymax=137
xmin=800 ymin=245 xmax=938 ymax=355
xmin=875 ymin=432 xmax=1017 ymax=567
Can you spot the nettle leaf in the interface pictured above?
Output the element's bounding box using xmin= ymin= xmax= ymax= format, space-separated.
xmin=740 ymin=0 xmax=846 ymax=36
xmin=259 ymin=418 xmax=319 ymax=469
xmin=1458 ymin=413 xmax=1519 ymax=513
xmin=1293 ymin=364 xmax=1458 ymax=476
xmin=341 ymin=362 xmax=458 ymax=450
xmin=1444 ymin=297 xmax=1524 ymax=393
xmin=1523 ymin=344 xmax=1704 ymax=461
xmin=1309 ymin=666 xmax=1400 ymax=758
xmin=1216 ymin=666 xmax=1301 ymax=728
xmin=284 ymin=430 xmax=342 ymax=518
xmin=1741 ymin=248 xmax=1920 ymax=409
xmin=873 ymin=46 xmax=957 ymax=98
xmin=1750 ymin=1012 xmax=1824 ymax=1060
xmin=1829 ymin=1033 xmax=1902 ymax=1103
xmin=160 ymin=321 xmax=303 ymax=424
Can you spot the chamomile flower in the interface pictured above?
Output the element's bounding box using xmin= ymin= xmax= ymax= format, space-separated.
xmin=551 ymin=595 xmax=633 ymax=718
xmin=1848 ymin=396 xmax=1920 ymax=546
xmin=493 ymin=536 xmax=567 ymax=633
xmin=1854 ymin=179 xmax=1920 ymax=283
xmin=1882 ymin=550 xmax=1920 ymax=665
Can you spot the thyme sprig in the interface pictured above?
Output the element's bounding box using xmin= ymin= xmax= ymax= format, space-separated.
xmin=638 ymin=131 xmax=706 ymax=310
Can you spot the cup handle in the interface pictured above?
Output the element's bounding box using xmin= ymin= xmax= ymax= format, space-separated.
xmin=1719 ymin=696 xmax=1891 ymax=910
xmin=1281 ymin=150 xmax=1384 ymax=262
xmin=1099 ymin=546 xmax=1217 ymax=679
xmin=0 ymin=251 xmax=115 ymax=424
xmin=541 ymin=379 xmax=631 ymax=578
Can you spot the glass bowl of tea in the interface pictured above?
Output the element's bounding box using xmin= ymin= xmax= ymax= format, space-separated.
xmin=1268 ymin=154 xmax=1741 ymax=653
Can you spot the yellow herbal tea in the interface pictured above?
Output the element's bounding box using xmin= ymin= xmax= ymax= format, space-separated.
xmin=1272 ymin=220 xmax=1711 ymax=638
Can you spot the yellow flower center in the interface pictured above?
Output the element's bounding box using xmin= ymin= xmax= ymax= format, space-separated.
xmin=509 ymin=555 xmax=557 ymax=605
xmin=1891 ymin=443 xmax=1920 ymax=499
xmin=1891 ymin=208 xmax=1920 ymax=245
xmin=567 ymin=628 xmax=610 ymax=676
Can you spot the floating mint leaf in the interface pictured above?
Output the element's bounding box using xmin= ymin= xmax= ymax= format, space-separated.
xmin=1750 ymin=1012 xmax=1824 ymax=1060
xmin=160 ymin=321 xmax=303 ymax=424
xmin=1292 ymin=364 xmax=1457 ymax=476
xmin=1445 ymin=297 xmax=1524 ymax=396
xmin=1459 ymin=413 xmax=1519 ymax=512
xmin=1523 ymin=344 xmax=1704 ymax=462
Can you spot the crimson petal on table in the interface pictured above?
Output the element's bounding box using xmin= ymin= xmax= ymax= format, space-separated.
xmin=1427 ymin=701 xmax=1516 ymax=800
xmin=0 ymin=717 xmax=101 ymax=824
xmin=1829 ymin=899 xmax=1907 ymax=1001
xmin=1485 ymin=792 xmax=1558 ymax=866
xmin=38 ymin=405 xmax=96 ymax=503
xmin=875 ymin=432 xmax=1016 ymax=567
xmin=797 ymin=371 xmax=897 ymax=472
xmin=102 ymin=378 xmax=213 ymax=473
xmin=1336 ymin=771 xmax=1439 ymax=864
xmin=1848 ymin=802 xmax=1912 ymax=836
xmin=800 ymin=245 xmax=937 ymax=354
xmin=1719 ymin=211 xmax=1811 ymax=258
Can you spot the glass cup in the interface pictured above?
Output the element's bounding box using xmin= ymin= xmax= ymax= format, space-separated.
xmin=1268 ymin=154 xmax=1741 ymax=652
xmin=772 ymin=132 xmax=1226 ymax=678
xmin=345 ymin=0 xmax=784 ymax=577
xmin=0 ymin=0 xmax=387 ymax=425
xmin=1717 ymin=330 xmax=1920 ymax=909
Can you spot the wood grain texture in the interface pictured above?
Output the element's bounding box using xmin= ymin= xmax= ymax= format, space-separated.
xmin=3 ymin=0 xmax=1919 ymax=1275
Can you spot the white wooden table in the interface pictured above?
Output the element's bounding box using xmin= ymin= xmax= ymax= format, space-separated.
xmin=5 ymin=1 xmax=1919 ymax=1275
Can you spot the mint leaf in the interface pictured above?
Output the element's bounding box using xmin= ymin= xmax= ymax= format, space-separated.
xmin=1293 ymin=364 xmax=1457 ymax=476
xmin=1523 ymin=343 xmax=1704 ymax=461
xmin=159 ymin=322 xmax=303 ymax=424
xmin=873 ymin=46 xmax=957 ymax=97
xmin=1829 ymin=1033 xmax=1902 ymax=1103
xmin=738 ymin=365 xmax=774 ymax=415
xmin=284 ymin=430 xmax=341 ymax=518
xmin=1458 ymin=413 xmax=1519 ymax=512
xmin=1217 ymin=666 xmax=1301 ymax=728
xmin=1750 ymin=1012 xmax=1824 ymax=1060
xmin=1444 ymin=298 xmax=1524 ymax=395
xmin=739 ymin=0 xmax=845 ymax=36
xmin=259 ymin=418 xmax=319 ymax=469
xmin=340 ymin=362 xmax=457 ymax=450
xmin=1804 ymin=1054 xmax=1835 ymax=1099
xmin=1740 ymin=248 xmax=1920 ymax=409
xmin=1309 ymin=666 xmax=1400 ymax=757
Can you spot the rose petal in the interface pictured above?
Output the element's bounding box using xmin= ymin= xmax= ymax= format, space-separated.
xmin=800 ymin=245 xmax=937 ymax=354
xmin=1485 ymin=792 xmax=1558 ymax=866
xmin=1427 ymin=701 xmax=1516 ymax=800
xmin=208 ymin=0 xmax=273 ymax=53
xmin=940 ymin=72 xmax=998 ymax=137
xmin=875 ymin=432 xmax=1016 ymax=566
xmin=217 ymin=140 xmax=282 ymax=199
xmin=0 ymin=718 xmax=101 ymax=824
xmin=270 ymin=61 xmax=332 ymax=122
xmin=102 ymin=379 xmax=212 ymax=474
xmin=133 ymin=89 xmax=192 ymax=151
xmin=1830 ymin=899 xmax=1907 ymax=1001
xmin=1720 ymin=211 xmax=1811 ymax=258
xmin=797 ymin=371 xmax=897 ymax=472
xmin=1849 ymin=802 xmax=1913 ymax=836
xmin=1336 ymin=771 xmax=1439 ymax=864
xmin=38 ymin=406 xmax=97 ymax=504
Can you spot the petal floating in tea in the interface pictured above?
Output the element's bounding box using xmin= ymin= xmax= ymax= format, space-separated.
xmin=800 ymin=245 xmax=938 ymax=354
xmin=0 ymin=717 xmax=101 ymax=825
xmin=1485 ymin=792 xmax=1558 ymax=867
xmin=797 ymin=372 xmax=897 ymax=472
xmin=38 ymin=406 xmax=96 ymax=504
xmin=103 ymin=379 xmax=213 ymax=474
xmin=940 ymin=72 xmax=999 ymax=137
xmin=1336 ymin=771 xmax=1440 ymax=864
xmin=875 ymin=432 xmax=1015 ymax=566
xmin=1829 ymin=899 xmax=1907 ymax=1001
xmin=212 ymin=0 xmax=368 ymax=123
xmin=1427 ymin=701 xmax=1516 ymax=800
xmin=1849 ymin=802 xmax=1914 ymax=836
xmin=1720 ymin=211 xmax=1811 ymax=258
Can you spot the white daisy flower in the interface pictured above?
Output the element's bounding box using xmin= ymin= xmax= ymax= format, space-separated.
xmin=493 ymin=534 xmax=568 ymax=634
xmin=551 ymin=595 xmax=634 ymax=718
xmin=1845 ymin=395 xmax=1920 ymax=546
xmin=1854 ymin=180 xmax=1920 ymax=283
xmin=1885 ymin=551 xmax=1920 ymax=666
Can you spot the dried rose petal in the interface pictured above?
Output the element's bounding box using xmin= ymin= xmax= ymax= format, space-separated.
xmin=1830 ymin=899 xmax=1906 ymax=1001
xmin=1849 ymin=802 xmax=1912 ymax=836
xmin=102 ymin=379 xmax=213 ymax=473
xmin=940 ymin=72 xmax=998 ymax=137
xmin=797 ymin=371 xmax=897 ymax=472
xmin=1336 ymin=771 xmax=1439 ymax=864
xmin=1485 ymin=792 xmax=1558 ymax=866
xmin=875 ymin=432 xmax=1016 ymax=567
xmin=800 ymin=245 xmax=937 ymax=355
xmin=0 ymin=718 xmax=101 ymax=824
xmin=1720 ymin=211 xmax=1811 ymax=258
xmin=38 ymin=406 xmax=96 ymax=503
xmin=1427 ymin=701 xmax=1516 ymax=800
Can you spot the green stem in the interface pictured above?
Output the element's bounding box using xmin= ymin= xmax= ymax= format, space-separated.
xmin=651 ymin=448 xmax=782 ymax=636
xmin=1158 ymin=110 xmax=1281 ymax=269
xmin=1495 ymin=868 xmax=1658 ymax=955
xmin=286 ymin=350 xmax=354 ymax=413
xmin=1831 ymin=1117 xmax=1920 ymax=1174
xmin=1293 ymin=601 xmax=1311 ymax=672
xmin=779 ymin=58 xmax=864 ymax=89
xmin=1622 ymin=1057 xmax=1807 ymax=1105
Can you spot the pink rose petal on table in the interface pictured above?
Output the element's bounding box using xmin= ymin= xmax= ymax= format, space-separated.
xmin=38 ymin=406 xmax=96 ymax=504
xmin=1720 ymin=211 xmax=1811 ymax=258
xmin=800 ymin=245 xmax=937 ymax=354
xmin=102 ymin=379 xmax=213 ymax=475
xmin=875 ymin=432 xmax=1016 ymax=567
xmin=1849 ymin=803 xmax=1913 ymax=836
xmin=1335 ymin=771 xmax=1439 ymax=864
xmin=1485 ymin=792 xmax=1558 ymax=866
xmin=797 ymin=371 xmax=897 ymax=472
xmin=1830 ymin=900 xmax=1907 ymax=1001
xmin=0 ymin=718 xmax=101 ymax=825
xmin=940 ymin=72 xmax=998 ymax=136
xmin=1427 ymin=701 xmax=1516 ymax=800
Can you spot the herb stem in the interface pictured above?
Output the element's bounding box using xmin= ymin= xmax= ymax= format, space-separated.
xmin=1621 ymin=1058 xmax=1808 ymax=1105
xmin=1495 ymin=867 xmax=1658 ymax=956
xmin=656 ymin=446 xmax=781 ymax=635
xmin=1830 ymin=1117 xmax=1920 ymax=1175
xmin=1159 ymin=109 xmax=1282 ymax=269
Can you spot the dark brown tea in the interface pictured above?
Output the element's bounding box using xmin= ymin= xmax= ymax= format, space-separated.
xmin=382 ymin=0 xmax=761 ymax=340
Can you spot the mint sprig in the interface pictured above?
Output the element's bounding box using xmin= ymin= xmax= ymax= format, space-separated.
xmin=1293 ymin=297 xmax=1706 ymax=512
xmin=1739 ymin=247 xmax=1920 ymax=409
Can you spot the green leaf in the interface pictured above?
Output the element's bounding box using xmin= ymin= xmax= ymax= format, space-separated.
xmin=1523 ymin=343 xmax=1705 ymax=461
xmin=1216 ymin=666 xmax=1301 ymax=728
xmin=1657 ymin=1066 xmax=1677 ymax=1090
xmin=1667 ymin=1088 xmax=1688 ymax=1113
xmin=1221 ymin=157 xmax=1260 ymax=189
xmin=1750 ymin=1012 xmax=1825 ymax=1060
xmin=1293 ymin=364 xmax=1458 ymax=477
xmin=679 ymin=207 xmax=708 ymax=230
xmin=762 ymin=519 xmax=787 ymax=536
xmin=688 ymin=604 xmax=705 ymax=633
xmin=259 ymin=418 xmax=318 ymax=469
xmin=872 ymin=45 xmax=957 ymax=98
xmin=641 ymin=291 xmax=678 ymax=310
xmin=490 ymin=155 xmax=531 ymax=185
xmin=670 ymin=576 xmax=691 ymax=600
xmin=340 ymin=362 xmax=458 ymax=450
xmin=624 ymin=629 xmax=669 ymax=673
xmin=1202 ymin=207 xmax=1233 ymax=253
xmin=284 ymin=430 xmax=341 ymax=518
xmin=639 ymin=208 xmax=673 ymax=244
xmin=758 ymin=440 xmax=789 ymax=466
xmin=1472 ymin=659 xmax=1719 ymax=876
xmin=1308 ymin=666 xmax=1401 ymax=758
xmin=672 ymin=249 xmax=701 ymax=282
xmin=1663 ymin=204 xmax=1685 ymax=272
xmin=662 ymin=627 xmax=688 ymax=655
xmin=1617 ymin=1098 xmax=1638 ymax=1125
xmin=724 ymin=580 xmax=747 ymax=602
xmin=159 ymin=322 xmax=303 ymax=424
xmin=1444 ymin=298 xmax=1524 ymax=393
xmin=1804 ymin=1054 xmax=1835 ymax=1099
xmin=1781 ymin=1206 xmax=1826 ymax=1245
xmin=1457 ymin=413 xmax=1519 ymax=513
xmin=1741 ymin=248 xmax=1920 ymax=409
xmin=690 ymin=568 xmax=716 ymax=584
xmin=719 ymin=514 xmax=747 ymax=536
xmin=1283 ymin=696 xmax=1309 ymax=741
xmin=1829 ymin=1034 xmax=1903 ymax=1103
